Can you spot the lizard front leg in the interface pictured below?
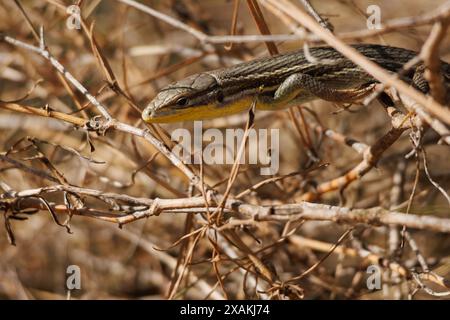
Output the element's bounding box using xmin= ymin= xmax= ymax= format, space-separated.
xmin=257 ymin=73 xmax=374 ymax=110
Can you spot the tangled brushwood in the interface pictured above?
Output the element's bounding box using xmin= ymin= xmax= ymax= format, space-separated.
xmin=0 ymin=0 xmax=450 ymax=299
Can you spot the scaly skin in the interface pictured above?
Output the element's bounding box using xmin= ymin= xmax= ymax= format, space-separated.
xmin=143 ymin=44 xmax=450 ymax=123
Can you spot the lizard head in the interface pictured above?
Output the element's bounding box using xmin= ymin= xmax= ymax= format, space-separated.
xmin=143 ymin=73 xmax=226 ymax=123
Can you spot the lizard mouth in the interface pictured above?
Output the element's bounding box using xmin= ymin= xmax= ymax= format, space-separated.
xmin=141 ymin=106 xmax=154 ymax=122
xmin=142 ymin=105 xmax=194 ymax=123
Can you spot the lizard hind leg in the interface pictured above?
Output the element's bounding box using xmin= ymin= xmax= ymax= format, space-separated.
xmin=411 ymin=64 xmax=450 ymax=104
xmin=411 ymin=64 xmax=430 ymax=94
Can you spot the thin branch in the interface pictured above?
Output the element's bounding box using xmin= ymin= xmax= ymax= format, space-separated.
xmin=5 ymin=185 xmax=450 ymax=233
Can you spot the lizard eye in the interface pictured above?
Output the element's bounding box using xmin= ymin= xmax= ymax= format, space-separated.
xmin=217 ymin=91 xmax=224 ymax=103
xmin=176 ymin=97 xmax=189 ymax=107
